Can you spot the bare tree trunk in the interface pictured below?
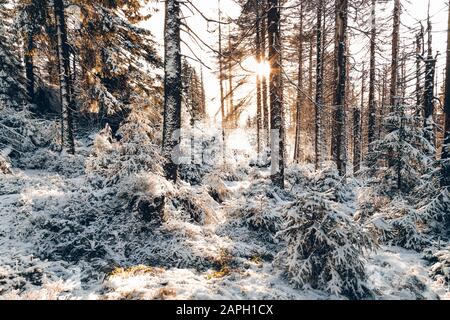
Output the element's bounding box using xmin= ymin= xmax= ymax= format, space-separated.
xmin=416 ymin=25 xmax=424 ymax=118
xmin=294 ymin=3 xmax=304 ymax=163
xmin=332 ymin=0 xmax=348 ymax=176
xmin=424 ymin=8 xmax=436 ymax=152
xmin=308 ymin=33 xmax=314 ymax=154
xmin=256 ymin=3 xmax=262 ymax=155
xmin=354 ymin=66 xmax=364 ymax=173
xmin=268 ymin=0 xmax=284 ymax=188
xmin=162 ymin=0 xmax=182 ymax=182
xmin=441 ymin=0 xmax=450 ymax=187
xmin=200 ymin=67 xmax=206 ymax=114
xmin=24 ymin=32 xmax=35 ymax=102
xmin=390 ymin=0 xmax=400 ymax=110
xmin=315 ymin=0 xmax=324 ymax=170
xmin=227 ymin=24 xmax=234 ymax=126
xmin=379 ymin=67 xmax=388 ymax=139
xmin=54 ymin=0 xmax=75 ymax=154
xmin=261 ymin=5 xmax=269 ymax=148
xmin=218 ymin=0 xmax=226 ymax=163
xmin=367 ymin=0 xmax=376 ymax=151
xmin=189 ymin=71 xmax=196 ymax=164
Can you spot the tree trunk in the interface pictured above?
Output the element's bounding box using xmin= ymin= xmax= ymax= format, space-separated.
xmin=268 ymin=0 xmax=284 ymax=188
xmin=162 ymin=0 xmax=182 ymax=182
xmin=200 ymin=67 xmax=206 ymax=114
xmin=261 ymin=5 xmax=269 ymax=148
xmin=332 ymin=0 xmax=348 ymax=176
xmin=54 ymin=0 xmax=75 ymax=154
xmin=379 ymin=67 xmax=388 ymax=139
xmin=416 ymin=25 xmax=424 ymax=120
xmin=441 ymin=0 xmax=450 ymax=187
xmin=315 ymin=0 xmax=324 ymax=170
xmin=424 ymin=10 xmax=436 ymax=152
xmin=227 ymin=24 xmax=234 ymax=125
xmin=390 ymin=0 xmax=400 ymax=109
xmin=218 ymin=0 xmax=226 ymax=163
xmin=256 ymin=3 xmax=262 ymax=155
xmin=367 ymin=0 xmax=376 ymax=150
xmin=24 ymin=32 xmax=35 ymax=102
xmin=354 ymin=67 xmax=364 ymax=173
xmin=294 ymin=3 xmax=304 ymax=163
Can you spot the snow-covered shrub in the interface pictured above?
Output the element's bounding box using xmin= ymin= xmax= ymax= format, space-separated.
xmin=370 ymin=199 xmax=429 ymax=251
xmin=314 ymin=162 xmax=354 ymax=203
xmin=355 ymin=186 xmax=391 ymax=223
xmin=420 ymin=186 xmax=450 ymax=235
xmin=212 ymin=163 xmax=249 ymax=182
xmin=227 ymin=179 xmax=285 ymax=242
xmin=0 ymin=106 xmax=59 ymax=155
xmin=167 ymin=187 xmax=219 ymax=225
xmin=244 ymin=194 xmax=281 ymax=234
xmin=116 ymin=172 xmax=174 ymax=223
xmin=86 ymin=110 xmax=163 ymax=187
xmin=275 ymin=190 xmax=375 ymax=299
xmin=15 ymin=148 xmax=86 ymax=177
xmin=0 ymin=148 xmax=12 ymax=174
xmin=363 ymin=104 xmax=434 ymax=195
xmin=428 ymin=247 xmax=450 ymax=286
xmin=284 ymin=163 xmax=314 ymax=192
xmin=179 ymin=163 xmax=211 ymax=185
xmin=249 ymin=149 xmax=271 ymax=168
xmin=202 ymin=173 xmax=231 ymax=204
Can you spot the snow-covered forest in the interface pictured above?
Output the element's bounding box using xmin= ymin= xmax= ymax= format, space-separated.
xmin=1 ymin=0 xmax=450 ymax=300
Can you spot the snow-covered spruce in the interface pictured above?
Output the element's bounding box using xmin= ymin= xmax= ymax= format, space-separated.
xmin=275 ymin=190 xmax=375 ymax=299
xmin=363 ymin=104 xmax=434 ymax=195
xmin=86 ymin=110 xmax=163 ymax=187
xmin=370 ymin=198 xmax=429 ymax=251
xmin=428 ymin=246 xmax=450 ymax=286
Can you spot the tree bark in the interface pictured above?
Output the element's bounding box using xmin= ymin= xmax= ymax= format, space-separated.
xmin=256 ymin=3 xmax=262 ymax=155
xmin=441 ymin=0 xmax=450 ymax=187
xmin=227 ymin=24 xmax=234 ymax=125
xmin=294 ymin=3 xmax=304 ymax=163
xmin=332 ymin=0 xmax=348 ymax=176
xmin=261 ymin=4 xmax=269 ymax=148
xmin=162 ymin=0 xmax=182 ymax=182
xmin=315 ymin=0 xmax=324 ymax=171
xmin=54 ymin=0 xmax=75 ymax=154
xmin=416 ymin=25 xmax=424 ymax=119
xmin=390 ymin=0 xmax=400 ymax=109
xmin=424 ymin=10 xmax=436 ymax=152
xmin=268 ymin=0 xmax=284 ymax=188
xmin=24 ymin=32 xmax=35 ymax=102
xmin=354 ymin=67 xmax=364 ymax=173
xmin=200 ymin=67 xmax=206 ymax=114
xmin=218 ymin=0 xmax=226 ymax=163
xmin=367 ymin=0 xmax=376 ymax=150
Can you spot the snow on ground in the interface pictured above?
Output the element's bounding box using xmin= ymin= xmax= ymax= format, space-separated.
xmin=367 ymin=246 xmax=450 ymax=300
xmin=1 ymin=156 xmax=449 ymax=300
xmin=101 ymin=263 xmax=326 ymax=300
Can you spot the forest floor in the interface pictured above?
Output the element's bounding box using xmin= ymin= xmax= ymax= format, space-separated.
xmin=1 ymin=165 xmax=449 ymax=300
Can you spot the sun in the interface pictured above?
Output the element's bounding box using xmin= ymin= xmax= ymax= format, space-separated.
xmin=245 ymin=57 xmax=271 ymax=77
xmin=255 ymin=60 xmax=271 ymax=77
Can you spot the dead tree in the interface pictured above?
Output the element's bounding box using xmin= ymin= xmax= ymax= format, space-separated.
xmin=162 ymin=0 xmax=182 ymax=181
xmin=268 ymin=0 xmax=284 ymax=188
xmin=331 ymin=0 xmax=348 ymax=176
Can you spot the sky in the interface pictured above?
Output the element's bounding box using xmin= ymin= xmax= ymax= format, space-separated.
xmin=144 ymin=0 xmax=241 ymax=123
xmin=143 ymin=0 xmax=450 ymax=123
